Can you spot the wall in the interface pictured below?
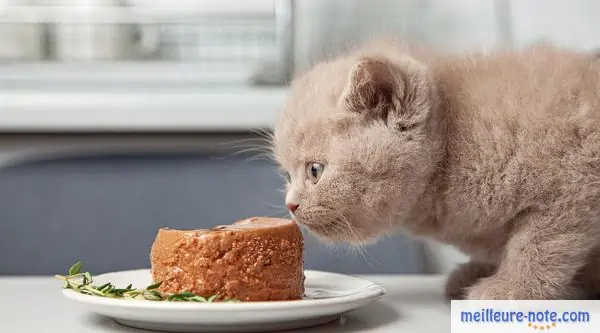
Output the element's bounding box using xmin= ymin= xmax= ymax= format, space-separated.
xmin=293 ymin=0 xmax=507 ymax=72
xmin=510 ymin=0 xmax=600 ymax=51
xmin=0 ymin=149 xmax=424 ymax=275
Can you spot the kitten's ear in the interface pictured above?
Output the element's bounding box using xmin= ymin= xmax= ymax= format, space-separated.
xmin=339 ymin=56 xmax=434 ymax=131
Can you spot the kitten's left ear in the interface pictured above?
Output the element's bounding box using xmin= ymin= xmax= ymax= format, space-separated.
xmin=339 ymin=56 xmax=435 ymax=131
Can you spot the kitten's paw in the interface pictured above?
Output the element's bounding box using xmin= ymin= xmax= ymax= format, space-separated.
xmin=466 ymin=277 xmax=513 ymax=300
xmin=466 ymin=276 xmax=578 ymax=300
xmin=445 ymin=261 xmax=496 ymax=300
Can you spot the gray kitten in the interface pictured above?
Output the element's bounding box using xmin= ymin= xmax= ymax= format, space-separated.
xmin=273 ymin=40 xmax=600 ymax=300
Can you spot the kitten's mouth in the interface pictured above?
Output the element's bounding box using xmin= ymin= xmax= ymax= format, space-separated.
xmin=293 ymin=216 xmax=330 ymax=230
xmin=294 ymin=215 xmax=373 ymax=245
xmin=293 ymin=217 xmax=317 ymax=227
xmin=293 ymin=215 xmax=336 ymax=229
xmin=294 ymin=216 xmax=353 ymax=241
xmin=303 ymin=222 xmax=332 ymax=233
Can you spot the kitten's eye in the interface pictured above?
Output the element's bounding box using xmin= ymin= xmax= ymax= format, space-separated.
xmin=306 ymin=163 xmax=325 ymax=182
xmin=285 ymin=172 xmax=291 ymax=183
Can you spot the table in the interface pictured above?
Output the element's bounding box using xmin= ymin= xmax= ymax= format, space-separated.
xmin=0 ymin=275 xmax=450 ymax=333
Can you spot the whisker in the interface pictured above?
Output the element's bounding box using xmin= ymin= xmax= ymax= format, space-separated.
xmin=259 ymin=200 xmax=286 ymax=210
xmin=209 ymin=135 xmax=275 ymax=164
xmin=238 ymin=154 xmax=272 ymax=165
xmin=218 ymin=141 xmax=271 ymax=150
xmin=302 ymin=206 xmax=382 ymax=267
xmin=331 ymin=212 xmax=379 ymax=267
xmin=212 ymin=147 xmax=272 ymax=160
xmin=222 ymin=146 xmax=273 ymax=156
xmin=325 ymin=220 xmax=365 ymax=260
xmin=250 ymin=128 xmax=275 ymax=144
xmin=213 ymin=137 xmax=272 ymax=148
xmin=325 ymin=221 xmax=347 ymax=247
xmin=310 ymin=208 xmax=370 ymax=264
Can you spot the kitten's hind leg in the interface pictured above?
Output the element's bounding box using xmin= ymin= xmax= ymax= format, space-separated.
xmin=445 ymin=261 xmax=496 ymax=300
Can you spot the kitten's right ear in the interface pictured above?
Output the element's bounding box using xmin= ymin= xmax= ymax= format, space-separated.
xmin=338 ymin=58 xmax=398 ymax=119
xmin=338 ymin=56 xmax=434 ymax=131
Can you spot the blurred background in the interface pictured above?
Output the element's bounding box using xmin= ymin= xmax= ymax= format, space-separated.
xmin=0 ymin=0 xmax=598 ymax=276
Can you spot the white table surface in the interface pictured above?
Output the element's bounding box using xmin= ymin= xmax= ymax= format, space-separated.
xmin=0 ymin=275 xmax=450 ymax=333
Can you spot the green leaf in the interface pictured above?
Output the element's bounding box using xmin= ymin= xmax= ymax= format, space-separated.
xmin=59 ymin=263 xmax=241 ymax=303
xmin=68 ymin=261 xmax=83 ymax=276
xmin=81 ymin=272 xmax=92 ymax=286
xmin=95 ymin=283 xmax=111 ymax=292
xmin=79 ymin=285 xmax=105 ymax=296
xmin=187 ymin=296 xmax=206 ymax=302
xmin=146 ymin=281 xmax=162 ymax=290
xmin=64 ymin=279 xmax=78 ymax=290
xmin=151 ymin=291 xmax=164 ymax=300
xmin=142 ymin=290 xmax=164 ymax=301
xmin=112 ymin=288 xmax=128 ymax=296
xmin=169 ymin=292 xmax=195 ymax=301
xmin=104 ymin=285 xmax=115 ymax=294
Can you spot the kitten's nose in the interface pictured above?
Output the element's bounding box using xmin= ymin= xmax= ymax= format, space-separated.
xmin=287 ymin=203 xmax=299 ymax=214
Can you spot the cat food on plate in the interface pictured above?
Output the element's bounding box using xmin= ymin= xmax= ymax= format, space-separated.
xmin=150 ymin=217 xmax=305 ymax=301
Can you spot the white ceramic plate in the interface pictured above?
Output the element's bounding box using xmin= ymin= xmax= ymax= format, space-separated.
xmin=62 ymin=269 xmax=385 ymax=333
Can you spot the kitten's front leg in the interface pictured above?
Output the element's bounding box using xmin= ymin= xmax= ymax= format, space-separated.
xmin=466 ymin=210 xmax=596 ymax=300
xmin=445 ymin=261 xmax=496 ymax=300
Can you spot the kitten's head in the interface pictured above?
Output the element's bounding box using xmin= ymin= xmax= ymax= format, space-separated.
xmin=274 ymin=49 xmax=442 ymax=244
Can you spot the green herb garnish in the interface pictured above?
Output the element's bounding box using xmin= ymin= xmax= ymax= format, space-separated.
xmin=55 ymin=261 xmax=239 ymax=303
